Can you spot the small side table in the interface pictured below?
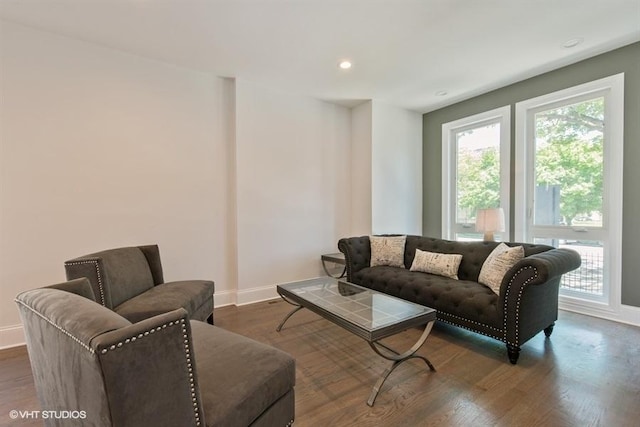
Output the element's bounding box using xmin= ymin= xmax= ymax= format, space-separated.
xmin=321 ymin=253 xmax=346 ymax=278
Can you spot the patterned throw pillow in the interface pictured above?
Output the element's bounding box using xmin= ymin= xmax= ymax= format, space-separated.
xmin=369 ymin=235 xmax=406 ymax=268
xmin=409 ymin=249 xmax=463 ymax=279
xmin=478 ymin=243 xmax=525 ymax=294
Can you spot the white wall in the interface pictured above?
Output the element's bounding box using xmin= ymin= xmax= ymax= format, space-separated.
xmin=350 ymin=101 xmax=373 ymax=236
xmin=0 ymin=21 xmax=418 ymax=348
xmin=0 ymin=22 xmax=235 ymax=347
xmin=371 ymin=101 xmax=422 ymax=235
xmin=234 ymin=80 xmax=352 ymax=303
xmin=0 ymin=22 xmax=355 ymax=346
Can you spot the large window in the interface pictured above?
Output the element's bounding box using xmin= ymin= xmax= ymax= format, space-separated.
xmin=442 ymin=106 xmax=510 ymax=241
xmin=515 ymin=74 xmax=624 ymax=312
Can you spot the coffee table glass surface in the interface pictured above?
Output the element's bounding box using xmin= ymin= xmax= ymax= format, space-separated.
xmin=277 ymin=277 xmax=435 ymax=342
xmin=276 ymin=276 xmax=437 ymax=406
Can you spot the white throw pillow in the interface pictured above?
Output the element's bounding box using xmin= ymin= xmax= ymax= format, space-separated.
xmin=369 ymin=235 xmax=406 ymax=268
xmin=479 ymin=243 xmax=525 ymax=294
xmin=409 ymin=249 xmax=463 ymax=279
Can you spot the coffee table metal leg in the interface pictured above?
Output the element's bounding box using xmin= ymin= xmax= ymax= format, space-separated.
xmin=366 ymin=320 xmax=435 ymax=406
xmin=276 ymin=294 xmax=304 ymax=332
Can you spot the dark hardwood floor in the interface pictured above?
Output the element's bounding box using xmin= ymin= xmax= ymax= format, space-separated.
xmin=2 ymin=300 xmax=639 ymax=426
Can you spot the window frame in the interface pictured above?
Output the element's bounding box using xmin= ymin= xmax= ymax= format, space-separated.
xmin=515 ymin=73 xmax=624 ymax=313
xmin=441 ymin=106 xmax=511 ymax=241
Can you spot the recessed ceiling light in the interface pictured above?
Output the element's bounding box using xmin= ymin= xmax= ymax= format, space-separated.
xmin=435 ymin=90 xmax=448 ymax=96
xmin=563 ymin=37 xmax=584 ymax=48
xmin=338 ymin=60 xmax=352 ymax=70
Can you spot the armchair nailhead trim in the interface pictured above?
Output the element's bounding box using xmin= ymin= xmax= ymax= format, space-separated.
xmin=180 ymin=321 xmax=203 ymax=427
xmin=503 ymin=266 xmax=538 ymax=347
xmin=65 ymin=259 xmax=106 ymax=306
xmin=99 ymin=318 xmax=203 ymax=425
xmin=285 ymin=420 xmax=294 ymax=427
xmin=15 ymin=299 xmax=94 ymax=354
xmin=98 ymin=319 xmax=183 ymax=354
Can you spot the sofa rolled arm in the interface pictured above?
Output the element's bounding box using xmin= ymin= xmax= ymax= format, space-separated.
xmin=338 ymin=236 xmax=371 ymax=282
xmin=503 ymin=248 xmax=582 ymax=290
xmin=500 ymin=247 xmax=581 ymax=350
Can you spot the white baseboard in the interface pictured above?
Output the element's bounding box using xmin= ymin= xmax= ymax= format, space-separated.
xmin=214 ymin=284 xmax=280 ymax=307
xmin=0 ymin=324 xmax=25 ymax=350
xmin=559 ymin=298 xmax=640 ymax=327
xmin=236 ymin=284 xmax=279 ymax=306
xmin=213 ymin=289 xmax=237 ymax=307
xmin=619 ymin=304 xmax=640 ymax=326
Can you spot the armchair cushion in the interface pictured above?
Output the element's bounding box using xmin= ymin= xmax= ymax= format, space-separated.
xmin=114 ymin=280 xmax=215 ymax=323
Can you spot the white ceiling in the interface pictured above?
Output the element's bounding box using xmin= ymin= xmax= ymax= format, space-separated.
xmin=1 ymin=0 xmax=639 ymax=112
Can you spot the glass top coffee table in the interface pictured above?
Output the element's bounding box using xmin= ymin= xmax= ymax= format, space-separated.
xmin=276 ymin=277 xmax=436 ymax=406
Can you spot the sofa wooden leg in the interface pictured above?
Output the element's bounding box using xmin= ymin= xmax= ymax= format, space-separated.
xmin=544 ymin=323 xmax=555 ymax=337
xmin=207 ymin=313 xmax=214 ymax=325
xmin=507 ymin=344 xmax=520 ymax=364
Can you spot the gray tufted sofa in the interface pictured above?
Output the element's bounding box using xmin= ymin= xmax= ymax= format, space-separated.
xmin=338 ymin=235 xmax=581 ymax=364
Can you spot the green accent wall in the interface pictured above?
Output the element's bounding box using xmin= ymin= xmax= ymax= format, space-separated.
xmin=422 ymin=42 xmax=640 ymax=307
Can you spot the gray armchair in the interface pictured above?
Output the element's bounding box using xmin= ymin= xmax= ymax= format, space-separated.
xmin=64 ymin=244 xmax=215 ymax=323
xmin=15 ymin=279 xmax=296 ymax=427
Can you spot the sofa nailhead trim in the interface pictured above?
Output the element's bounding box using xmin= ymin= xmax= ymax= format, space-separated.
xmin=503 ymin=266 xmax=538 ymax=347
xmin=436 ymin=311 xmax=502 ymax=333
xmin=15 ymin=299 xmax=94 ymax=354
xmin=437 ymin=317 xmax=503 ymax=342
xmin=65 ymin=259 xmax=106 ymax=307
